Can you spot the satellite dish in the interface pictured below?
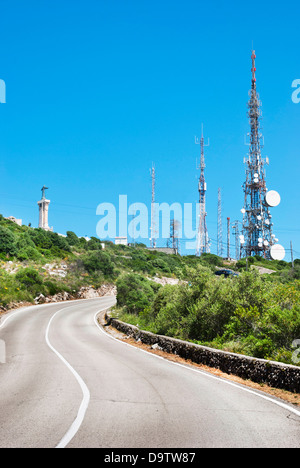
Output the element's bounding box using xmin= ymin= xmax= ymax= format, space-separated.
xmin=265 ymin=190 xmax=281 ymax=207
xmin=270 ymin=244 xmax=285 ymax=261
xmin=241 ymin=208 xmax=246 ymax=214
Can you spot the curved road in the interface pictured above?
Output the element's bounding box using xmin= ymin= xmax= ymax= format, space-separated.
xmin=0 ymin=297 xmax=299 ymax=448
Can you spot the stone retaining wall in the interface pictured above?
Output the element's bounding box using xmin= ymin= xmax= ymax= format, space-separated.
xmin=106 ymin=316 xmax=300 ymax=393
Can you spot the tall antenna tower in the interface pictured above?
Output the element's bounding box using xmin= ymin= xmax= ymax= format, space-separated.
xmin=232 ymin=220 xmax=241 ymax=260
xmin=227 ymin=217 xmax=230 ymax=259
xmin=217 ymin=188 xmax=223 ymax=257
xmin=195 ymin=125 xmax=210 ymax=256
xmin=150 ymin=164 xmax=157 ymax=248
xmin=168 ymin=219 xmax=180 ymax=255
xmin=240 ymin=50 xmax=284 ymax=260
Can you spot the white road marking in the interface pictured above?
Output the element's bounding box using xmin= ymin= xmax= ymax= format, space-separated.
xmin=94 ymin=310 xmax=300 ymax=419
xmin=45 ymin=304 xmax=91 ymax=449
xmin=46 ymin=301 xmax=113 ymax=448
xmin=0 ymin=298 xmax=113 ymax=448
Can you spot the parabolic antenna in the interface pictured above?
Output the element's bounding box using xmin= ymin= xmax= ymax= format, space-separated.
xmin=270 ymin=244 xmax=285 ymax=261
xmin=265 ymin=190 xmax=281 ymax=207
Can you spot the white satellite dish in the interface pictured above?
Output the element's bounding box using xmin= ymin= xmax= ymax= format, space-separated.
xmin=270 ymin=244 xmax=285 ymax=261
xmin=265 ymin=190 xmax=281 ymax=207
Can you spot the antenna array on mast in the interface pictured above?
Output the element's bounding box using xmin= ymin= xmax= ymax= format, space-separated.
xmin=150 ymin=164 xmax=157 ymax=248
xmin=195 ymin=125 xmax=210 ymax=256
xmin=240 ymin=50 xmax=284 ymax=260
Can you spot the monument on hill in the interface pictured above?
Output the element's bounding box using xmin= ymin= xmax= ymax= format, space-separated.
xmin=37 ymin=186 xmax=52 ymax=231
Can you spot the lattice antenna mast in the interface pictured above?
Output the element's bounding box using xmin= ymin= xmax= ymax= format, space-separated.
xmin=195 ymin=125 xmax=210 ymax=256
xmin=150 ymin=164 xmax=157 ymax=248
xmin=227 ymin=217 xmax=230 ymax=259
xmin=232 ymin=220 xmax=241 ymax=260
xmin=240 ymin=50 xmax=279 ymax=259
xmin=217 ymin=188 xmax=223 ymax=257
xmin=169 ymin=219 xmax=180 ymax=255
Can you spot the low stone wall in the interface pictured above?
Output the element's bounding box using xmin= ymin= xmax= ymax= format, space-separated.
xmin=106 ymin=316 xmax=300 ymax=393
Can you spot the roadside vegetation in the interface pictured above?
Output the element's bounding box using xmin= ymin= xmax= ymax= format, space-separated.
xmin=0 ymin=213 xmax=299 ymax=365
xmin=115 ymin=268 xmax=300 ymax=365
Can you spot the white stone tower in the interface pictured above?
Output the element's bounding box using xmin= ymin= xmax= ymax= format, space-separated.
xmin=37 ymin=186 xmax=51 ymax=231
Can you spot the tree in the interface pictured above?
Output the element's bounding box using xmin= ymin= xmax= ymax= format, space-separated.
xmin=82 ymin=251 xmax=114 ymax=277
xmin=0 ymin=226 xmax=17 ymax=256
xmin=66 ymin=231 xmax=80 ymax=246
xmin=116 ymin=273 xmax=157 ymax=314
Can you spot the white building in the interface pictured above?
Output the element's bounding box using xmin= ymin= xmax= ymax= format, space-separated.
xmin=115 ymin=236 xmax=128 ymax=246
xmin=5 ymin=216 xmax=22 ymax=226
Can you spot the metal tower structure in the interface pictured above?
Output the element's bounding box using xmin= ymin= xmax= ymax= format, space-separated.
xmin=168 ymin=219 xmax=180 ymax=255
xmin=227 ymin=217 xmax=230 ymax=259
xmin=217 ymin=188 xmax=223 ymax=257
xmin=150 ymin=165 xmax=157 ymax=248
xmin=232 ymin=220 xmax=241 ymax=260
xmin=195 ymin=125 xmax=209 ymax=256
xmin=240 ymin=50 xmax=283 ymax=259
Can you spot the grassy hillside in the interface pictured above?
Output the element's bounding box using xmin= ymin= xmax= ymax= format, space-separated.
xmin=0 ymin=214 xmax=231 ymax=309
xmin=0 ymin=214 xmax=299 ymax=366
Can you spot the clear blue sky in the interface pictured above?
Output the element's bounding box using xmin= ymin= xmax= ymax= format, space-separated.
xmin=0 ymin=0 xmax=299 ymax=259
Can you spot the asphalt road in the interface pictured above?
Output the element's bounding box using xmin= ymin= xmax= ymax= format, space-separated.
xmin=0 ymin=297 xmax=299 ymax=448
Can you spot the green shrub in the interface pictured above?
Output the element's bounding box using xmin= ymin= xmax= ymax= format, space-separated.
xmin=0 ymin=226 xmax=17 ymax=256
xmin=116 ymin=273 xmax=159 ymax=315
xmin=82 ymin=251 xmax=115 ymax=277
xmin=15 ymin=267 xmax=45 ymax=296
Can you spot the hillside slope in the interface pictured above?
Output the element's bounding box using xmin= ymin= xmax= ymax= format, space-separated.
xmin=0 ymin=214 xmax=299 ymax=365
xmin=0 ymin=213 xmax=298 ymax=312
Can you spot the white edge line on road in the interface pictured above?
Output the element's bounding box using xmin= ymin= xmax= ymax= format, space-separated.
xmin=0 ymin=297 xmax=103 ymax=330
xmin=45 ymin=304 xmax=90 ymax=449
xmin=46 ymin=301 xmax=113 ymax=449
xmin=94 ymin=310 xmax=300 ymax=420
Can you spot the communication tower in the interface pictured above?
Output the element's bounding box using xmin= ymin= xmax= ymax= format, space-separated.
xmin=150 ymin=165 xmax=157 ymax=248
xmin=240 ymin=50 xmax=285 ymax=260
xmin=195 ymin=125 xmax=210 ymax=256
xmin=217 ymin=188 xmax=223 ymax=257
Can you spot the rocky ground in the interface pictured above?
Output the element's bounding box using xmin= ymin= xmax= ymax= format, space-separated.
xmin=34 ymin=283 xmax=117 ymax=305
